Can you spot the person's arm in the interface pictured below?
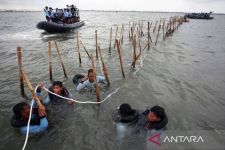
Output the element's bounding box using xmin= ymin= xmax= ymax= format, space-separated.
xmin=42 ymin=96 xmax=50 ymax=105
xmin=76 ymin=80 xmax=89 ymax=91
xmin=20 ymin=117 xmax=48 ymax=134
xmin=97 ymin=76 xmax=105 ymax=83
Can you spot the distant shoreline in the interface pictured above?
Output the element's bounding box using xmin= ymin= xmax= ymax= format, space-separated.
xmin=0 ymin=9 xmax=224 ymax=15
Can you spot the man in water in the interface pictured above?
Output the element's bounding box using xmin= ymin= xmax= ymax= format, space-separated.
xmin=11 ymin=96 xmax=48 ymax=134
xmin=137 ymin=105 xmax=168 ymax=130
xmin=112 ymin=103 xmax=139 ymax=124
xmin=76 ymin=68 xmax=108 ymax=91
xmin=37 ymin=81 xmax=74 ymax=105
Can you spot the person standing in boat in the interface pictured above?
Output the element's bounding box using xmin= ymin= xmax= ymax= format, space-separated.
xmin=44 ymin=6 xmax=50 ymax=22
xmin=71 ymin=5 xmax=76 ymax=23
xmin=63 ymin=9 xmax=69 ymax=24
xmin=53 ymin=8 xmax=59 ymax=22
xmin=68 ymin=9 xmax=72 ymax=24
xmin=49 ymin=7 xmax=55 ymax=22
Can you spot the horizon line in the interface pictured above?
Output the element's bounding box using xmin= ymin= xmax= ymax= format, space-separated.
xmin=0 ymin=9 xmax=224 ymax=15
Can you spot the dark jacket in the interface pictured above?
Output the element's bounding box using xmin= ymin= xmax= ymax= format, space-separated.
xmin=11 ymin=108 xmax=44 ymax=128
xmin=137 ymin=109 xmax=168 ymax=130
xmin=112 ymin=109 xmax=140 ymax=124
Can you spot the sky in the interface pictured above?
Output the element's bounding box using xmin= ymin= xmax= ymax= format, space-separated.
xmin=0 ymin=0 xmax=225 ymax=13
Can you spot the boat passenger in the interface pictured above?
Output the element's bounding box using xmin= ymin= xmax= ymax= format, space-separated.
xmin=49 ymin=7 xmax=55 ymax=22
xmin=76 ymin=68 xmax=108 ymax=91
xmin=44 ymin=6 xmax=50 ymax=22
xmin=11 ymin=96 xmax=48 ymax=134
xmin=63 ymin=9 xmax=69 ymax=24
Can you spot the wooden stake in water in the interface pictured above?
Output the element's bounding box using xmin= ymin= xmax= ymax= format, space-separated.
xmin=22 ymin=70 xmax=42 ymax=107
xmin=114 ymin=26 xmax=118 ymax=48
xmin=147 ymin=22 xmax=150 ymax=50
xmin=80 ymin=40 xmax=91 ymax=60
xmin=90 ymin=53 xmax=100 ymax=103
xmin=76 ymin=32 xmax=82 ymax=66
xmin=95 ymin=30 xmax=98 ymax=60
xmin=132 ymin=34 xmax=137 ymax=68
xmin=54 ymin=41 xmax=67 ymax=78
xmin=116 ymin=39 xmax=125 ymax=78
xmin=48 ymin=42 xmax=53 ymax=81
xmin=141 ymin=20 xmax=144 ymax=37
xmin=98 ymin=46 xmax=110 ymax=86
xmin=163 ymin=19 xmax=165 ymax=41
xmin=155 ymin=21 xmax=161 ymax=46
xmin=129 ymin=21 xmax=131 ymax=41
xmin=109 ymin=27 xmax=112 ymax=54
xmin=153 ymin=20 xmax=158 ymax=33
xmin=17 ymin=47 xmax=25 ymax=97
xmin=121 ymin=24 xmax=124 ymax=44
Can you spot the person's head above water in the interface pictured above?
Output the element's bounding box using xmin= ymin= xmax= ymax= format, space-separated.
xmin=119 ymin=103 xmax=135 ymax=117
xmin=13 ymin=102 xmax=30 ymax=120
xmin=148 ymin=106 xmax=166 ymax=122
xmin=52 ymin=81 xmax=63 ymax=95
xmin=88 ymin=69 xmax=95 ymax=83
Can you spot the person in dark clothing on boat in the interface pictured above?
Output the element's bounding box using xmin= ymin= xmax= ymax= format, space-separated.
xmin=11 ymin=96 xmax=48 ymax=134
xmin=136 ymin=105 xmax=168 ymax=131
xmin=112 ymin=103 xmax=139 ymax=124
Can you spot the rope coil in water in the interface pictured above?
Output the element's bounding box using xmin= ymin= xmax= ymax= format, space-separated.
xmin=22 ymin=85 xmax=120 ymax=150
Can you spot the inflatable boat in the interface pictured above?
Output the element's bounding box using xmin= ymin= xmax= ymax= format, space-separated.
xmin=36 ymin=21 xmax=85 ymax=33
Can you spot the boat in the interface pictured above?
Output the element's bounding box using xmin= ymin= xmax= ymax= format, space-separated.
xmin=185 ymin=12 xmax=213 ymax=20
xmin=37 ymin=5 xmax=85 ymax=33
xmin=37 ymin=21 xmax=85 ymax=33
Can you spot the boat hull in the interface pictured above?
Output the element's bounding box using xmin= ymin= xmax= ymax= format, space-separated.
xmin=36 ymin=21 xmax=85 ymax=33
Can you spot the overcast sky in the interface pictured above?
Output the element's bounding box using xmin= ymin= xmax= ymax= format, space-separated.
xmin=0 ymin=0 xmax=225 ymax=13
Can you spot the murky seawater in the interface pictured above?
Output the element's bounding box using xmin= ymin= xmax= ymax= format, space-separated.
xmin=0 ymin=11 xmax=225 ymax=150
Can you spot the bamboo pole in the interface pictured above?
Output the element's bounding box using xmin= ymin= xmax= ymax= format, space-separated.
xmin=147 ymin=22 xmax=150 ymax=50
xmin=109 ymin=27 xmax=112 ymax=54
xmin=119 ymin=25 xmax=123 ymax=45
xmin=76 ymin=32 xmax=82 ymax=66
xmin=139 ymin=38 xmax=141 ymax=53
xmin=155 ymin=21 xmax=161 ymax=46
xmin=121 ymin=24 xmax=124 ymax=45
xmin=95 ymin=30 xmax=98 ymax=60
xmin=132 ymin=34 xmax=137 ymax=68
xmin=80 ymin=40 xmax=91 ymax=59
xmin=131 ymin=42 xmax=148 ymax=67
xmin=163 ymin=19 xmax=165 ymax=41
xmin=153 ymin=20 xmax=158 ymax=33
xmin=17 ymin=47 xmax=25 ymax=97
xmin=48 ymin=42 xmax=53 ymax=81
xmin=141 ymin=20 xmax=144 ymax=37
xmin=131 ymin=27 xmax=133 ymax=41
xmin=114 ymin=26 xmax=118 ymax=48
xmin=22 ymin=70 xmax=42 ymax=106
xmin=129 ymin=21 xmax=131 ymax=40
xmin=54 ymin=41 xmax=68 ymax=78
xmin=90 ymin=53 xmax=100 ymax=103
xmin=98 ymin=46 xmax=110 ymax=87
xmin=116 ymin=39 xmax=125 ymax=78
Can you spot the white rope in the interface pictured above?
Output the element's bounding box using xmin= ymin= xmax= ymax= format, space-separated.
xmin=21 ymin=86 xmax=38 ymax=150
xmin=43 ymin=86 xmax=120 ymax=104
xmin=21 ymin=85 xmax=120 ymax=150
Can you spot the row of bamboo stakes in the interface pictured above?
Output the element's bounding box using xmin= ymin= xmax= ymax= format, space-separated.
xmin=17 ymin=16 xmax=189 ymax=101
